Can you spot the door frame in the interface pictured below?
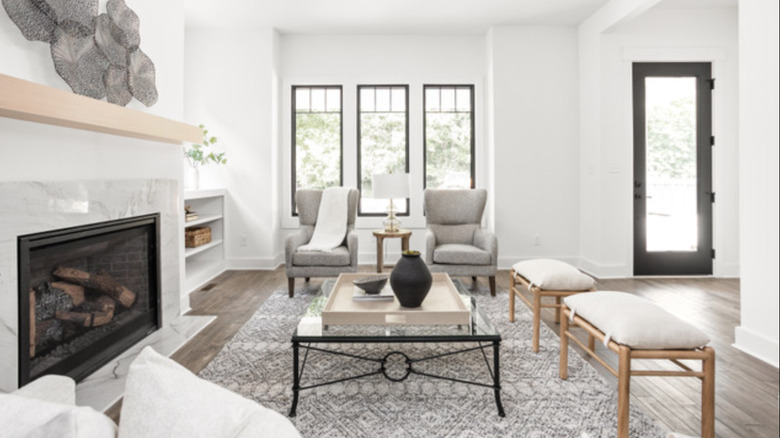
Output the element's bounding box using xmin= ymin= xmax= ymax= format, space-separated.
xmin=632 ymin=62 xmax=713 ymax=275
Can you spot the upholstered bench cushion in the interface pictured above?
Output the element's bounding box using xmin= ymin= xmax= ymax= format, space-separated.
xmin=513 ymin=259 xmax=595 ymax=291
xmin=293 ymin=246 xmax=350 ymax=266
xmin=433 ymin=244 xmax=491 ymax=265
xmin=564 ymin=291 xmax=710 ymax=350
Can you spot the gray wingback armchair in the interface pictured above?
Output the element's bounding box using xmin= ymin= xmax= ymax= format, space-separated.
xmin=285 ymin=188 xmax=359 ymax=297
xmin=424 ymin=189 xmax=498 ymax=296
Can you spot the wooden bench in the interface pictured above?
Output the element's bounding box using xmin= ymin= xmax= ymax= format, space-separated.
xmin=560 ymin=291 xmax=715 ymax=438
xmin=509 ymin=259 xmax=595 ymax=352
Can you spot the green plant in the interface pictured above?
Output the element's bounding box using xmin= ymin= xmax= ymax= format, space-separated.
xmin=185 ymin=124 xmax=227 ymax=168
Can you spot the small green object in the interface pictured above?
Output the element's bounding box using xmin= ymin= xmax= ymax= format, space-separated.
xmin=402 ymin=250 xmax=420 ymax=256
xmin=184 ymin=124 xmax=227 ymax=168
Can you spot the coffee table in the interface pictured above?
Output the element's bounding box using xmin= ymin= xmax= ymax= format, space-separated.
xmin=289 ymin=275 xmax=504 ymax=417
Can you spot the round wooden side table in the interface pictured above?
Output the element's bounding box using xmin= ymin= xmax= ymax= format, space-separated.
xmin=372 ymin=229 xmax=412 ymax=272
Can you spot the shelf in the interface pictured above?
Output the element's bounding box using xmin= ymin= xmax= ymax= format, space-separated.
xmin=184 ymin=188 xmax=227 ymax=200
xmin=184 ymin=239 xmax=224 ymax=258
xmin=0 ymin=73 xmax=201 ymax=144
xmin=184 ymin=214 xmax=223 ymax=227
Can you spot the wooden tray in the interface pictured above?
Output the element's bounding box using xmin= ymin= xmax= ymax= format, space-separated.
xmin=321 ymin=273 xmax=470 ymax=326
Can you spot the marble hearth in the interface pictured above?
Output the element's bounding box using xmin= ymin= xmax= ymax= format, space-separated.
xmin=0 ymin=179 xmax=213 ymax=410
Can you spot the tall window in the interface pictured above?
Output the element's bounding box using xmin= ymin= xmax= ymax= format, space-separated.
xmin=358 ymin=85 xmax=409 ymax=215
xmin=424 ymin=85 xmax=475 ymax=189
xmin=292 ymin=85 xmax=342 ymax=213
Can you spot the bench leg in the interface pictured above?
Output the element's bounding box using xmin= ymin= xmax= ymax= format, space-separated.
xmin=288 ymin=278 xmax=295 ymax=298
xmin=554 ymin=296 xmax=561 ymax=324
xmin=509 ymin=274 xmax=516 ymax=322
xmin=559 ymin=306 xmax=569 ymax=379
xmin=617 ymin=345 xmax=631 ymax=438
xmin=532 ymin=291 xmax=541 ymax=353
xmin=702 ymin=346 xmax=716 ymax=438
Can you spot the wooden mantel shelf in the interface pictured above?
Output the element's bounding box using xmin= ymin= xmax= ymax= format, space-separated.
xmin=0 ymin=73 xmax=201 ymax=144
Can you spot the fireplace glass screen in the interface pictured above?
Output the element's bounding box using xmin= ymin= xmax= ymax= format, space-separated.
xmin=18 ymin=214 xmax=161 ymax=386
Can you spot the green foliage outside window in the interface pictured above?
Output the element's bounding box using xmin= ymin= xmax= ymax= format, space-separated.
xmin=295 ymin=113 xmax=341 ymax=189
xmin=360 ymin=113 xmax=406 ymax=196
xmin=426 ymin=113 xmax=472 ymax=189
xmin=646 ymin=97 xmax=696 ymax=180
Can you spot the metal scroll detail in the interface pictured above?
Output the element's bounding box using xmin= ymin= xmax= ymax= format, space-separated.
xmin=2 ymin=0 xmax=158 ymax=107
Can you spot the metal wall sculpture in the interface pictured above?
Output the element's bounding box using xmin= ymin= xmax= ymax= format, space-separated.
xmin=3 ymin=0 xmax=158 ymax=107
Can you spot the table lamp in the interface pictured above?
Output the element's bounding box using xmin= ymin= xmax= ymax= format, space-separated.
xmin=373 ymin=173 xmax=410 ymax=232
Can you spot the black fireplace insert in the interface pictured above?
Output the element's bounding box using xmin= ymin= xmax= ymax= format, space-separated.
xmin=17 ymin=214 xmax=161 ymax=386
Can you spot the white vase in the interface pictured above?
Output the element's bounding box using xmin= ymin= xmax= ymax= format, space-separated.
xmin=186 ymin=167 xmax=200 ymax=191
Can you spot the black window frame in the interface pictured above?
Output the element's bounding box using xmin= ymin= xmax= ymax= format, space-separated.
xmin=291 ymin=85 xmax=344 ymax=216
xmin=357 ymin=84 xmax=410 ymax=217
xmin=422 ymin=84 xmax=476 ymax=189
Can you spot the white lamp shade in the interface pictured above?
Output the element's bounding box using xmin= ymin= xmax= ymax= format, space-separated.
xmin=373 ymin=173 xmax=410 ymax=199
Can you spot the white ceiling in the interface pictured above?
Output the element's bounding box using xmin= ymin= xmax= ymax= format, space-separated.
xmin=183 ymin=0 xmax=612 ymax=34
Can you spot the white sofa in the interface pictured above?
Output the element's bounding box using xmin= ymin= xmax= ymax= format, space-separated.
xmin=0 ymin=347 xmax=300 ymax=438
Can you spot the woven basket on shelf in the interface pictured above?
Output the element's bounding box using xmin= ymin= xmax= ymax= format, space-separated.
xmin=185 ymin=226 xmax=211 ymax=248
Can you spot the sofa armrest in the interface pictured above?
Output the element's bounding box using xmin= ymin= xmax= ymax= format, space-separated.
xmin=346 ymin=228 xmax=358 ymax=268
xmin=425 ymin=229 xmax=436 ymax=265
xmin=473 ymin=229 xmax=498 ymax=265
xmin=13 ymin=375 xmax=76 ymax=405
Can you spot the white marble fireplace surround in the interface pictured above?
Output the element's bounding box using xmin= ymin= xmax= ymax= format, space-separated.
xmin=0 ymin=179 xmax=213 ymax=411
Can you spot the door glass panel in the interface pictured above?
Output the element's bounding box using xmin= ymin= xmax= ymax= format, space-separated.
xmin=645 ymin=77 xmax=697 ymax=251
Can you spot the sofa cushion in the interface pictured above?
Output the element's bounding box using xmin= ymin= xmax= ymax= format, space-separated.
xmin=433 ymin=244 xmax=491 ymax=265
xmin=293 ymin=246 xmax=350 ymax=266
xmin=564 ymin=291 xmax=711 ymax=350
xmin=0 ymin=392 xmax=117 ymax=438
xmin=513 ymin=258 xmax=595 ymax=291
xmin=118 ymin=346 xmax=300 ymax=438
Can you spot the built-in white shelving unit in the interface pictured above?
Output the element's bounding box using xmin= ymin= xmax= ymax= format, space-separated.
xmin=183 ymin=189 xmax=226 ymax=293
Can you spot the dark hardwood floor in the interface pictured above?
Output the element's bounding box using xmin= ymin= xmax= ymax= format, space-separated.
xmin=108 ymin=267 xmax=779 ymax=437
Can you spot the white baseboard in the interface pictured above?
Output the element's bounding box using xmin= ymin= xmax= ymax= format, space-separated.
xmin=226 ymin=255 xmax=283 ymax=270
xmin=734 ymin=326 xmax=780 ymax=368
xmin=497 ymin=256 xmax=580 ymax=271
xmin=714 ymin=261 xmax=740 ymax=278
xmin=573 ymin=257 xmax=630 ymax=279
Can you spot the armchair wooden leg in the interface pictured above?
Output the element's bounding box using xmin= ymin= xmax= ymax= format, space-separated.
xmin=472 ymin=276 xmax=477 ymax=283
xmin=488 ymin=276 xmax=496 ymax=297
xmin=305 ymin=277 xmax=310 ymax=282
xmin=288 ymin=278 xmax=295 ymax=298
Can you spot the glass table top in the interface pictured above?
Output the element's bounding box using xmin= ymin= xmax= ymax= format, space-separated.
xmin=293 ymin=278 xmax=500 ymax=341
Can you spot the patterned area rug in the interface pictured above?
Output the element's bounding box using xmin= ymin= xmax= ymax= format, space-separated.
xmin=199 ymin=286 xmax=667 ymax=437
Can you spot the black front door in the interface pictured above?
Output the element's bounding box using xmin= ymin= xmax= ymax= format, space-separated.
xmin=633 ymin=62 xmax=713 ymax=275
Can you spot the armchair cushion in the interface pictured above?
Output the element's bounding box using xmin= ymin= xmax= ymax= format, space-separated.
xmin=433 ymin=244 xmax=491 ymax=265
xmin=292 ymin=246 xmax=351 ymax=266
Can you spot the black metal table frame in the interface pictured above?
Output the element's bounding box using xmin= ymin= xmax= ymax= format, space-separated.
xmin=289 ymin=334 xmax=504 ymax=418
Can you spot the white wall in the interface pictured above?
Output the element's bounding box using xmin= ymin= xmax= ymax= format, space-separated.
xmin=0 ymin=0 xmax=188 ymax=300
xmin=183 ymin=28 xmax=281 ymax=270
xmin=278 ymin=34 xmax=487 ymax=265
xmin=0 ymin=0 xmax=186 ymax=181
xmin=579 ymin=5 xmax=740 ymax=277
xmin=735 ymin=0 xmax=780 ymax=367
xmin=487 ymin=26 xmax=581 ymax=267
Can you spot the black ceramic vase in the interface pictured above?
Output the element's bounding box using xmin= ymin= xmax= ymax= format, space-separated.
xmin=389 ymin=251 xmax=433 ymax=308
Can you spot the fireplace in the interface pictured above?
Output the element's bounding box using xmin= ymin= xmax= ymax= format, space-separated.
xmin=17 ymin=214 xmax=161 ymax=386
